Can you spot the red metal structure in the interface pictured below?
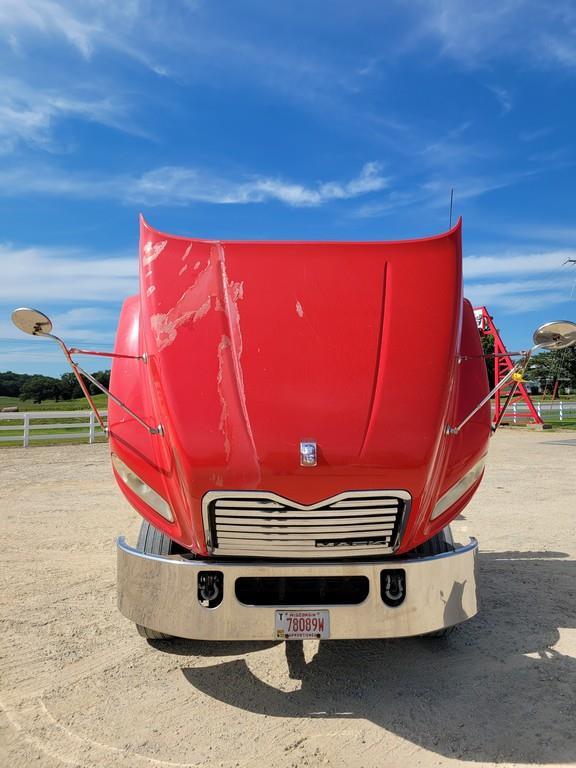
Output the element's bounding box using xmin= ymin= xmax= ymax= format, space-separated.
xmin=474 ymin=306 xmax=543 ymax=426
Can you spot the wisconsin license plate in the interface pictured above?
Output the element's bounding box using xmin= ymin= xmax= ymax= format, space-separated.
xmin=275 ymin=610 xmax=330 ymax=640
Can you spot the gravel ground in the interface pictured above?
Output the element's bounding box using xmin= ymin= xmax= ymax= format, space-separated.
xmin=1 ymin=430 xmax=575 ymax=768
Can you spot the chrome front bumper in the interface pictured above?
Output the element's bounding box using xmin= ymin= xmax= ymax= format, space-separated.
xmin=117 ymin=537 xmax=478 ymax=640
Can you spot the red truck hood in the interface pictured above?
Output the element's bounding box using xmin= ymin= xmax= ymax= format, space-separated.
xmin=109 ymin=217 xmax=490 ymax=554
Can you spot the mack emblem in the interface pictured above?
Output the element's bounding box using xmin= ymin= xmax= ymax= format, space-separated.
xmin=300 ymin=441 xmax=317 ymax=467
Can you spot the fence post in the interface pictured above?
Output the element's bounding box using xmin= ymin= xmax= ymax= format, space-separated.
xmin=559 ymin=401 xmax=563 ymax=423
xmin=88 ymin=411 xmax=95 ymax=444
xmin=513 ymin=403 xmax=517 ymax=424
xmin=23 ymin=413 xmax=29 ymax=448
xmin=537 ymin=402 xmax=541 ymax=418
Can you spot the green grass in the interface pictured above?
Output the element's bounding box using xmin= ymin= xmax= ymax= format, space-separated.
xmin=0 ymin=394 xmax=108 ymax=411
xmin=533 ymin=396 xmax=576 ymax=403
xmin=0 ymin=433 xmax=108 ymax=447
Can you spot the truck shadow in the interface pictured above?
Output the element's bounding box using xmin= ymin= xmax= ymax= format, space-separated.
xmin=174 ymin=551 xmax=576 ymax=764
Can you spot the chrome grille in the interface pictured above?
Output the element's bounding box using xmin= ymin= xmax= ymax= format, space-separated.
xmin=202 ymin=490 xmax=410 ymax=558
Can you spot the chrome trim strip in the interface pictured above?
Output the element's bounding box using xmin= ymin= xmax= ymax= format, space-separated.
xmin=207 ymin=489 xmax=411 ymax=512
xmin=214 ymin=508 xmax=399 ymax=519
xmin=117 ymin=536 xmax=478 ymax=640
xmin=329 ymin=500 xmax=399 ymax=509
xmin=118 ymin=535 xmax=478 ymax=566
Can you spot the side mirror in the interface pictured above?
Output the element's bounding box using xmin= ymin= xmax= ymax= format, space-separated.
xmin=449 ymin=317 xmax=576 ymax=435
xmin=533 ymin=321 xmax=576 ymax=351
xmin=10 ymin=306 xmax=162 ymax=436
xmin=11 ymin=307 xmax=53 ymax=336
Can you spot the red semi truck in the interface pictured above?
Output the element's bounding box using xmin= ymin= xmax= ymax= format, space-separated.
xmin=13 ymin=218 xmax=576 ymax=642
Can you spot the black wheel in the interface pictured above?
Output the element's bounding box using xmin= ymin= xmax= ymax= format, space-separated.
xmin=411 ymin=527 xmax=456 ymax=638
xmin=135 ymin=520 xmax=177 ymax=641
xmin=411 ymin=525 xmax=454 ymax=557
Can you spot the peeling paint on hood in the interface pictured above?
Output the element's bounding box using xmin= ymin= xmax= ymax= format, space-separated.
xmin=149 ymin=243 xmax=244 ymax=353
xmin=107 ymin=216 xmax=491 ymax=554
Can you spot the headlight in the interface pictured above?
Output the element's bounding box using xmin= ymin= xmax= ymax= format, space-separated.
xmin=431 ymin=457 xmax=486 ymax=520
xmin=111 ymin=453 xmax=173 ymax=522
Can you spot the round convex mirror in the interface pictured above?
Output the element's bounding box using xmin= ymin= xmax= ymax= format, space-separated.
xmin=533 ymin=320 xmax=576 ymax=350
xmin=11 ymin=308 xmax=53 ymax=336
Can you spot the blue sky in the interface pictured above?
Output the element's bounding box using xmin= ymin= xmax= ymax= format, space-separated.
xmin=1 ymin=0 xmax=575 ymax=376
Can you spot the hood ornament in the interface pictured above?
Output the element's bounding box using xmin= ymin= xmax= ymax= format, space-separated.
xmin=300 ymin=441 xmax=317 ymax=467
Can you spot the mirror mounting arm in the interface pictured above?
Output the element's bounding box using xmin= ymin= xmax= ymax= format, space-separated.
xmin=447 ymin=346 xmax=540 ymax=436
xmin=36 ymin=331 xmax=163 ymax=437
xmin=68 ymin=347 xmax=147 ymax=362
xmin=451 ymin=320 xmax=576 ymax=435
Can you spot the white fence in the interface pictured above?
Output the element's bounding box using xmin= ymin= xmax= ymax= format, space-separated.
xmin=1 ymin=401 xmax=575 ymax=448
xmin=505 ymin=401 xmax=576 ymax=424
xmin=0 ymin=410 xmax=108 ymax=446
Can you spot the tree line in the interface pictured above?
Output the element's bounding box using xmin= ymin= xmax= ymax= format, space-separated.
xmin=528 ymin=348 xmax=576 ymax=394
xmin=0 ymin=370 xmax=110 ymax=404
xmin=480 ymin=337 xmax=576 ymax=394
xmin=1 ymin=344 xmax=574 ymax=405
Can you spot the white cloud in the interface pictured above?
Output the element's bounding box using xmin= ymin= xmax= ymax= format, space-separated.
xmin=413 ymin=0 xmax=518 ymax=60
xmin=0 ymin=76 xmax=138 ymax=153
xmin=464 ymin=280 xmax=574 ymax=313
xmin=0 ymin=243 xmax=137 ymax=303
xmin=506 ymin=225 xmax=576 ymax=245
xmin=464 ymin=250 xmax=576 ymax=278
xmin=0 ymin=0 xmax=154 ymax=61
xmin=242 ymin=162 xmax=388 ymax=206
xmin=0 ymin=245 xmax=131 ymax=365
xmin=354 ymin=170 xmax=529 ymax=218
xmin=50 ymin=307 xmax=120 ymax=343
xmin=463 ymin=247 xmax=576 ymax=313
xmin=0 ymin=306 xmax=119 ymax=346
xmin=0 ymin=0 xmax=99 ymax=57
xmin=541 ymin=33 xmax=576 ymax=68
xmin=419 ymin=122 xmax=485 ymax=166
xmin=0 ymin=162 xmax=389 ymax=207
xmin=0 ymin=343 xmax=70 ymax=368
xmin=0 ymin=0 xmax=179 ymax=85
xmin=519 ymin=127 xmax=553 ymax=142
xmin=486 ymin=85 xmax=513 ymax=115
xmin=411 ymin=0 xmax=576 ymax=70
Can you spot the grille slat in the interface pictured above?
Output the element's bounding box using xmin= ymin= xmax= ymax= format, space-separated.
xmin=325 ymin=500 xmax=399 ymax=509
xmin=215 ymin=501 xmax=284 ymax=509
xmin=218 ymin=529 xmax=391 ymax=541
xmin=204 ymin=490 xmax=409 ymax=558
xmin=214 ymin=545 xmax=395 ymax=556
xmin=220 ymin=537 xmax=392 ymax=557
xmin=216 ymin=522 xmax=396 ymax=533
xmin=213 ymin=508 xmax=399 ymax=520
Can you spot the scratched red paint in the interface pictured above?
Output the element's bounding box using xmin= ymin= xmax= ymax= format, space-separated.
xmin=108 ymin=216 xmax=491 ymax=553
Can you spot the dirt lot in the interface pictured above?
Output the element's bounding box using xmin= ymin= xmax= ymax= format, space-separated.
xmin=1 ymin=431 xmax=575 ymax=768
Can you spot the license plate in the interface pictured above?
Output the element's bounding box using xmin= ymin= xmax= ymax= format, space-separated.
xmin=275 ymin=610 xmax=330 ymax=640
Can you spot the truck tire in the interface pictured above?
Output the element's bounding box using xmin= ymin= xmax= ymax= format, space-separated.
xmin=411 ymin=525 xmax=454 ymax=557
xmin=135 ymin=521 xmax=176 ymax=641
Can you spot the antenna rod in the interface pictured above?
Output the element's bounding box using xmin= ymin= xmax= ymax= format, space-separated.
xmin=449 ymin=188 xmax=454 ymax=228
